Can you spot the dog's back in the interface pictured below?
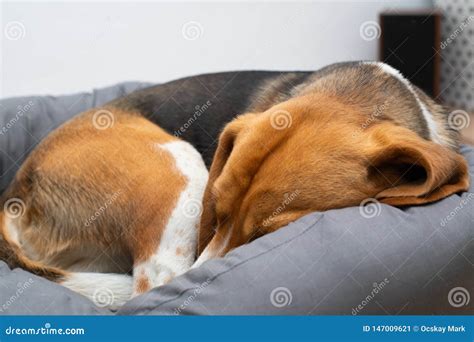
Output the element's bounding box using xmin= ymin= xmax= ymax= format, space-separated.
xmin=109 ymin=63 xmax=459 ymax=167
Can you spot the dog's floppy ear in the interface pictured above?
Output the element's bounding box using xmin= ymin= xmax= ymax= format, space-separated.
xmin=367 ymin=123 xmax=469 ymax=206
xmin=199 ymin=113 xmax=267 ymax=254
xmin=197 ymin=117 xmax=246 ymax=254
xmin=197 ymin=111 xmax=289 ymax=254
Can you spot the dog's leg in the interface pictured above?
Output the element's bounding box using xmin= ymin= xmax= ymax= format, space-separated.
xmin=132 ymin=141 xmax=208 ymax=296
xmin=131 ymin=201 xmax=199 ymax=296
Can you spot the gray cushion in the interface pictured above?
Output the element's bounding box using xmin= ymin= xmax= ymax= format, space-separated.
xmin=0 ymin=261 xmax=110 ymax=315
xmin=0 ymin=84 xmax=472 ymax=315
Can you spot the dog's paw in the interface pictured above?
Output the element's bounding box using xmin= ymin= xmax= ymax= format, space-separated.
xmin=132 ymin=263 xmax=177 ymax=297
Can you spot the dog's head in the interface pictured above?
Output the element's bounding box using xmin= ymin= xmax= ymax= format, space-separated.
xmin=194 ymin=94 xmax=469 ymax=265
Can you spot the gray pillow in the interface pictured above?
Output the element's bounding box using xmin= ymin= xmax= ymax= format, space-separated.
xmin=0 ymin=261 xmax=111 ymax=315
xmin=0 ymin=84 xmax=472 ymax=315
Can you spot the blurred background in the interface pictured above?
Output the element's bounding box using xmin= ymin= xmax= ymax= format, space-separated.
xmin=1 ymin=0 xmax=473 ymax=140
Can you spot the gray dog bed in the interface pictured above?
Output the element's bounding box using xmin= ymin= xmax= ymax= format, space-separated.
xmin=0 ymin=83 xmax=472 ymax=315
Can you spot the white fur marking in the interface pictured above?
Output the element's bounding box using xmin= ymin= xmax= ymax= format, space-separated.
xmin=192 ymin=224 xmax=234 ymax=269
xmin=133 ymin=140 xmax=208 ymax=295
xmin=364 ymin=61 xmax=443 ymax=145
xmin=4 ymin=216 xmax=20 ymax=246
xmin=192 ymin=245 xmax=213 ymax=269
xmin=62 ymin=273 xmax=133 ymax=310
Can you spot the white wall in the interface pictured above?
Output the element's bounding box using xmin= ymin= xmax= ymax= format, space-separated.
xmin=1 ymin=0 xmax=432 ymax=98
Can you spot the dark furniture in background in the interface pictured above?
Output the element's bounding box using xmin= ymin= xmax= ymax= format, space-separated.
xmin=380 ymin=11 xmax=441 ymax=98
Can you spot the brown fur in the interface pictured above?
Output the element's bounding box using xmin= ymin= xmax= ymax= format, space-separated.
xmin=0 ymin=107 xmax=186 ymax=289
xmin=136 ymin=271 xmax=151 ymax=293
xmin=198 ymin=68 xmax=470 ymax=258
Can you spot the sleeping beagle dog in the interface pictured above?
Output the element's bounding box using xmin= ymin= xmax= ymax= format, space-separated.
xmin=193 ymin=61 xmax=470 ymax=266
xmin=0 ymin=61 xmax=469 ymax=308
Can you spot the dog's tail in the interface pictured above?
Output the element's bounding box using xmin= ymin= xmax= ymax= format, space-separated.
xmin=0 ymin=211 xmax=133 ymax=309
xmin=0 ymin=211 xmax=66 ymax=281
